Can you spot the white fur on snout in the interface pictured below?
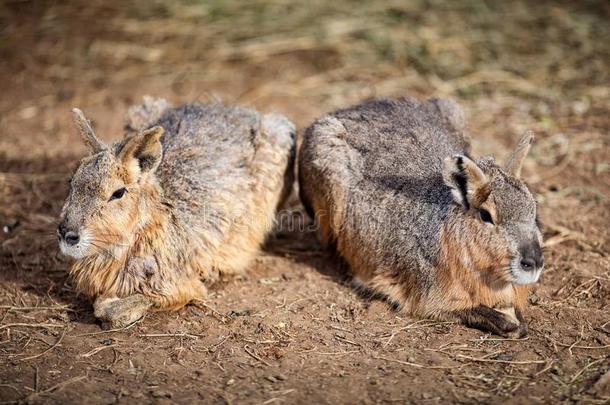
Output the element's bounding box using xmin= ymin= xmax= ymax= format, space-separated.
xmin=510 ymin=257 xmax=542 ymax=285
xmin=59 ymin=229 xmax=91 ymax=260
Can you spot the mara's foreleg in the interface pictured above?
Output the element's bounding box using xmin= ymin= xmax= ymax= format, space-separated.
xmin=452 ymin=305 xmax=528 ymax=338
xmin=93 ymin=266 xmax=208 ymax=329
xmin=93 ymin=294 xmax=153 ymax=329
xmin=93 ymin=282 xmax=207 ymax=329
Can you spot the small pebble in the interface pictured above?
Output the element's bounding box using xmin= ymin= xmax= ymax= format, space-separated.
xmin=2 ymin=220 xmax=20 ymax=234
xmin=151 ymin=389 xmax=172 ymax=399
xmin=227 ymin=309 xmax=251 ymax=317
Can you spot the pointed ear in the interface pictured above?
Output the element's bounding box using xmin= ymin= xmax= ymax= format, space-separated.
xmin=443 ymin=155 xmax=490 ymax=210
xmin=118 ymin=126 xmax=164 ymax=178
xmin=505 ymin=132 xmax=534 ymax=178
xmin=72 ymin=108 xmax=106 ymax=154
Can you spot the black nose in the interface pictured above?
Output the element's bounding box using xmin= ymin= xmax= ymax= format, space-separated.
xmin=58 ymin=221 xmax=79 ymax=245
xmin=64 ymin=231 xmax=80 ymax=245
xmin=520 ymin=258 xmax=536 ymax=271
xmin=519 ymin=240 xmax=544 ymax=272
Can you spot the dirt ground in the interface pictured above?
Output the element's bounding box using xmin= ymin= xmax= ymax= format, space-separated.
xmin=0 ymin=1 xmax=609 ymax=404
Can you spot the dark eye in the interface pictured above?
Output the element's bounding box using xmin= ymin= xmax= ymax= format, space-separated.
xmin=109 ymin=187 xmax=127 ymax=202
xmin=479 ymin=208 xmax=494 ymax=224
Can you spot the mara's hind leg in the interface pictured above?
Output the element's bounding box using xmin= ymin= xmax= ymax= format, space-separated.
xmin=312 ymin=202 xmax=336 ymax=250
xmin=350 ymin=276 xmax=401 ymax=310
xmin=452 ymin=305 xmax=527 ymax=338
xmin=299 ymin=116 xmax=357 ymax=250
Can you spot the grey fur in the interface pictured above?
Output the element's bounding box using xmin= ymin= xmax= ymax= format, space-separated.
xmin=298 ymin=97 xmax=543 ymax=324
xmin=60 ymin=97 xmax=295 ymax=325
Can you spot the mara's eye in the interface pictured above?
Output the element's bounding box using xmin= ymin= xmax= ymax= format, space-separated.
xmin=479 ymin=208 xmax=494 ymax=224
xmin=109 ymin=187 xmax=127 ymax=202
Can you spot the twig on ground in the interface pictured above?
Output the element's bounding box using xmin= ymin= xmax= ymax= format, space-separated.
xmin=18 ymin=328 xmax=67 ymax=361
xmin=139 ymin=332 xmax=200 ymax=339
xmin=570 ymin=358 xmax=606 ymax=384
xmin=0 ymin=305 xmax=72 ymax=312
xmin=0 ymin=383 xmax=21 ymax=396
xmin=454 ymin=354 xmax=547 ymax=365
xmin=335 ymin=335 xmax=361 ymax=346
xmin=191 ymin=300 xmax=230 ymax=323
xmin=34 ymin=366 xmax=39 ymax=392
xmin=244 ymin=345 xmax=272 ymax=367
xmin=374 ymin=355 xmax=461 ymax=370
xmin=0 ymin=323 xmax=64 ymax=330
xmin=470 ymin=337 xmax=530 ymax=342
xmin=545 ymin=336 xmax=610 ymax=354
xmin=534 ymin=360 xmax=556 ymax=377
xmin=207 ymin=335 xmax=230 ymax=353
xmin=382 ymin=320 xmax=453 ymax=347
xmin=312 ymin=350 xmax=360 ymax=356
xmin=24 ymin=375 xmax=87 ymax=401
xmin=80 ymin=344 xmax=118 ymax=358
xmin=69 ymin=317 xmax=141 ymax=337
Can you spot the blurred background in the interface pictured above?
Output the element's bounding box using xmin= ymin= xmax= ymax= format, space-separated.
xmin=0 ymin=1 xmax=609 ymax=403
xmin=1 ymin=0 xmax=607 ymax=157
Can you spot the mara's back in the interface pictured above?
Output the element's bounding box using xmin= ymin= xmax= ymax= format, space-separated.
xmin=299 ymin=97 xmax=470 ymax=294
xmin=146 ymin=102 xmax=294 ymax=271
xmin=155 ymin=104 xmax=265 ymax=211
xmin=332 ymin=97 xmax=469 ymax=185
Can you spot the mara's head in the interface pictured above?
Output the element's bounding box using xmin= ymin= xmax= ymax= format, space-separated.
xmin=442 ymin=133 xmax=543 ymax=285
xmin=58 ymin=108 xmax=164 ymax=259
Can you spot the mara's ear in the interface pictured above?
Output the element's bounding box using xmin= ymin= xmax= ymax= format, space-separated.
xmin=72 ymin=108 xmax=106 ymax=154
xmin=442 ymin=155 xmax=490 ymax=210
xmin=117 ymin=126 xmax=164 ymax=178
xmin=504 ymin=132 xmax=534 ymax=178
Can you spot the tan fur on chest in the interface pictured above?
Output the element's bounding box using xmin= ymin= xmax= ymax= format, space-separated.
xmin=431 ymin=224 xmax=529 ymax=314
xmin=70 ymin=214 xmax=210 ymax=309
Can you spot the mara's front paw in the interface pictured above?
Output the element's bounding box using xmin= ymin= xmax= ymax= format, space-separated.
xmin=456 ymin=305 xmax=527 ymax=338
xmin=93 ymin=295 xmax=152 ymax=329
xmin=494 ymin=306 xmax=528 ymax=338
